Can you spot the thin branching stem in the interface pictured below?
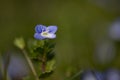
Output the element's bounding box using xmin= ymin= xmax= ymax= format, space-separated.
xmin=22 ymin=49 xmax=40 ymax=80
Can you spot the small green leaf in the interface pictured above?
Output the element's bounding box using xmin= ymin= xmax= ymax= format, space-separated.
xmin=27 ymin=39 xmax=45 ymax=59
xmin=39 ymin=60 xmax=55 ymax=78
xmin=33 ymin=47 xmax=44 ymax=55
xmin=46 ymin=52 xmax=55 ymax=61
xmin=27 ymin=39 xmax=44 ymax=51
xmin=45 ymin=59 xmax=56 ymax=73
xmin=39 ymin=71 xmax=53 ymax=78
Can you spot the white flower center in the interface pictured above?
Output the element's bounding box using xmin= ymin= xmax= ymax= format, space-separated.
xmin=40 ymin=31 xmax=56 ymax=38
xmin=40 ymin=29 xmax=56 ymax=39
xmin=41 ymin=30 xmax=52 ymax=38
xmin=41 ymin=31 xmax=48 ymax=36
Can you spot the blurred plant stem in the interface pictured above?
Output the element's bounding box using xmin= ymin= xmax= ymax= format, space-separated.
xmin=41 ymin=51 xmax=46 ymax=73
xmin=22 ymin=49 xmax=40 ymax=80
xmin=3 ymin=53 xmax=10 ymax=80
xmin=65 ymin=70 xmax=83 ymax=80
xmin=40 ymin=47 xmax=47 ymax=80
xmin=71 ymin=70 xmax=83 ymax=80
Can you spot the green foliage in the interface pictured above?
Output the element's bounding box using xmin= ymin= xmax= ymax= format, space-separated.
xmin=12 ymin=37 xmax=57 ymax=80
xmin=45 ymin=59 xmax=56 ymax=73
xmin=27 ymin=39 xmax=44 ymax=59
xmin=27 ymin=39 xmax=56 ymax=79
xmin=39 ymin=71 xmax=53 ymax=79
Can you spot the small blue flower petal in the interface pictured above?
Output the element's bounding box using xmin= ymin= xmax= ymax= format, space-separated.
xmin=34 ymin=24 xmax=58 ymax=40
xmin=47 ymin=26 xmax=57 ymax=33
xmin=35 ymin=25 xmax=46 ymax=33
xmin=94 ymin=71 xmax=104 ymax=80
xmin=46 ymin=33 xmax=56 ymax=39
xmin=34 ymin=33 xmax=45 ymax=40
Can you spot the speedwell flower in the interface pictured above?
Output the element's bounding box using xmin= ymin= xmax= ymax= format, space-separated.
xmin=34 ymin=24 xmax=57 ymax=40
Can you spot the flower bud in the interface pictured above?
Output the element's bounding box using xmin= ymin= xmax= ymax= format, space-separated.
xmin=14 ymin=37 xmax=25 ymax=49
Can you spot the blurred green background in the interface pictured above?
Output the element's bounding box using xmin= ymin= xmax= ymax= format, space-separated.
xmin=0 ymin=0 xmax=120 ymax=80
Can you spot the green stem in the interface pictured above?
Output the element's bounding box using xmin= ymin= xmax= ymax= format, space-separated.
xmin=40 ymin=41 xmax=48 ymax=80
xmin=22 ymin=49 xmax=39 ymax=80
xmin=3 ymin=53 xmax=10 ymax=80
xmin=41 ymin=52 xmax=46 ymax=73
xmin=66 ymin=70 xmax=83 ymax=80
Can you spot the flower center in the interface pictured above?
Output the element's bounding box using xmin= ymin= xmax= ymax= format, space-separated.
xmin=41 ymin=31 xmax=49 ymax=37
xmin=42 ymin=32 xmax=48 ymax=35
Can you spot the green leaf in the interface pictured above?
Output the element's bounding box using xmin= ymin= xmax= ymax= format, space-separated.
xmin=39 ymin=71 xmax=53 ymax=78
xmin=27 ymin=39 xmax=44 ymax=51
xmin=27 ymin=39 xmax=45 ymax=59
xmin=33 ymin=47 xmax=44 ymax=55
xmin=46 ymin=52 xmax=55 ymax=61
xmin=45 ymin=59 xmax=56 ymax=73
xmin=39 ymin=60 xmax=56 ymax=78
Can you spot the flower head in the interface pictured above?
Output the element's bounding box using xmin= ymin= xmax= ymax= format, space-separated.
xmin=34 ymin=24 xmax=57 ymax=40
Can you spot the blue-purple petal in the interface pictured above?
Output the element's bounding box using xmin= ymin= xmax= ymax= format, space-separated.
xmin=34 ymin=33 xmax=45 ymax=40
xmin=46 ymin=33 xmax=56 ymax=39
xmin=47 ymin=26 xmax=57 ymax=33
xmin=94 ymin=71 xmax=104 ymax=80
xmin=35 ymin=24 xmax=46 ymax=33
xmin=105 ymin=69 xmax=120 ymax=80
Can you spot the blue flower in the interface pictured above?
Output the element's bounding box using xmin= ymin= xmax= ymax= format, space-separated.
xmin=34 ymin=24 xmax=58 ymax=40
xmin=105 ymin=69 xmax=120 ymax=80
xmin=80 ymin=70 xmax=104 ymax=80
